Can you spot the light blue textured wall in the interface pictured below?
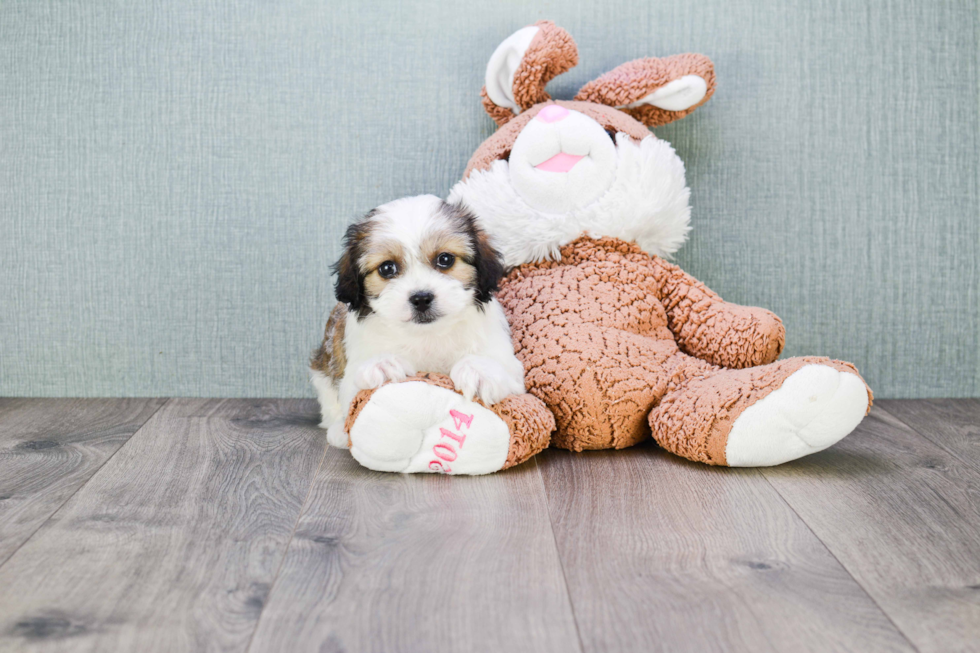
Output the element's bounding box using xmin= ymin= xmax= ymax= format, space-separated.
xmin=1 ymin=0 xmax=977 ymax=398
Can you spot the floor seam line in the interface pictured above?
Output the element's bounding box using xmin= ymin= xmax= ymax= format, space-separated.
xmin=758 ymin=470 xmax=922 ymax=653
xmin=0 ymin=397 xmax=171 ymax=570
xmin=536 ymin=456 xmax=588 ymax=653
xmin=876 ymin=401 xmax=980 ymax=475
xmin=243 ymin=432 xmax=329 ymax=653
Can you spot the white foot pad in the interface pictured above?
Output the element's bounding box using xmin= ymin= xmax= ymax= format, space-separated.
xmin=725 ymin=365 xmax=869 ymax=467
xmin=348 ymin=381 xmax=511 ymax=475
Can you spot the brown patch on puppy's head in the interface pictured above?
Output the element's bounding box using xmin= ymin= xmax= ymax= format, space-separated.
xmin=361 ymin=238 xmax=406 ymax=299
xmin=419 ymin=227 xmax=475 ymax=288
xmin=440 ymin=201 xmax=504 ymax=305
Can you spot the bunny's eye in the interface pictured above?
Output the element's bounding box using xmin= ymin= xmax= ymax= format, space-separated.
xmin=378 ymin=261 xmax=398 ymax=279
xmin=435 ymin=253 xmax=456 ymax=270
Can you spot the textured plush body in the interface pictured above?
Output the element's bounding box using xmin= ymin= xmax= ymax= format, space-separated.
xmin=499 ymin=236 xmax=865 ymax=462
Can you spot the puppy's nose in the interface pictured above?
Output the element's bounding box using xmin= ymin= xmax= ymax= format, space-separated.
xmin=409 ymin=291 xmax=434 ymax=310
xmin=536 ymin=105 xmax=569 ymax=123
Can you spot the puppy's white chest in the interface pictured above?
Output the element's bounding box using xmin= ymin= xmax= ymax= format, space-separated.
xmin=346 ymin=306 xmax=496 ymax=374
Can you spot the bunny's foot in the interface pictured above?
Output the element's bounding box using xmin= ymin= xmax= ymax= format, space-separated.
xmin=336 ymin=374 xmax=553 ymax=475
xmin=650 ymin=357 xmax=871 ymax=466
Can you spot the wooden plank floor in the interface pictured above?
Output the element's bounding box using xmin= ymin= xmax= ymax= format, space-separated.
xmin=0 ymin=399 xmax=976 ymax=652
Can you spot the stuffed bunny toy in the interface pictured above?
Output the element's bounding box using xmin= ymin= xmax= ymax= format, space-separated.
xmin=332 ymin=21 xmax=872 ymax=474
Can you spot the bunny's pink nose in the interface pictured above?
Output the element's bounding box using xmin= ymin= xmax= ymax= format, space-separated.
xmin=536 ymin=105 xmax=569 ymax=123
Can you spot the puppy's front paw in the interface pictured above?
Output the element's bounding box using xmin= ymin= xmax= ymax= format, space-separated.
xmin=353 ymin=355 xmax=416 ymax=391
xmin=450 ymin=356 xmax=524 ymax=406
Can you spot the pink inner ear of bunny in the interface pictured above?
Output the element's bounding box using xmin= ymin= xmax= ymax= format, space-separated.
xmin=574 ymin=53 xmax=716 ymax=128
xmin=464 ymin=100 xmax=651 ymax=179
xmin=481 ymin=21 xmax=579 ymax=126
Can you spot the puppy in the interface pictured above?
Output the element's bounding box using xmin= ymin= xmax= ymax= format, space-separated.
xmin=310 ymin=194 xmax=525 ymax=447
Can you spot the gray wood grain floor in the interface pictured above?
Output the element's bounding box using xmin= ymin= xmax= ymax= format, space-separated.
xmin=0 ymin=398 xmax=976 ymax=653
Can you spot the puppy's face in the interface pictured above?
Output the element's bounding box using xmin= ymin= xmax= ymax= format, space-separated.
xmin=334 ymin=195 xmax=504 ymax=325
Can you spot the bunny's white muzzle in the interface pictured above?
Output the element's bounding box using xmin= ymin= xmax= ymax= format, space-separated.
xmin=507 ymin=108 xmax=618 ymax=214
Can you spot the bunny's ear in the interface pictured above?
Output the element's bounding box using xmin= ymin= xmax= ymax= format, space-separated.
xmin=574 ymin=54 xmax=716 ymax=128
xmin=481 ymin=21 xmax=578 ymax=126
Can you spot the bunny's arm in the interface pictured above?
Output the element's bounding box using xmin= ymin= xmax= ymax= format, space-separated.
xmin=648 ymin=256 xmax=785 ymax=368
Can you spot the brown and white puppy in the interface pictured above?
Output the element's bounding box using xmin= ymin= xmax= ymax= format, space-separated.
xmin=310 ymin=194 xmax=525 ymax=447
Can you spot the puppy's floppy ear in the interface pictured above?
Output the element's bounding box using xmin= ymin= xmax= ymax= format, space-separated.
xmin=332 ymin=212 xmax=374 ymax=317
xmin=574 ymin=53 xmax=716 ymax=128
xmin=444 ymin=201 xmax=504 ymax=305
xmin=471 ymin=223 xmax=505 ymax=304
xmin=482 ymin=21 xmax=578 ymax=126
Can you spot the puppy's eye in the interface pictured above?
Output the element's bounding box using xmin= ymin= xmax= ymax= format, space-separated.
xmin=435 ymin=252 xmax=455 ymax=270
xmin=378 ymin=261 xmax=398 ymax=279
